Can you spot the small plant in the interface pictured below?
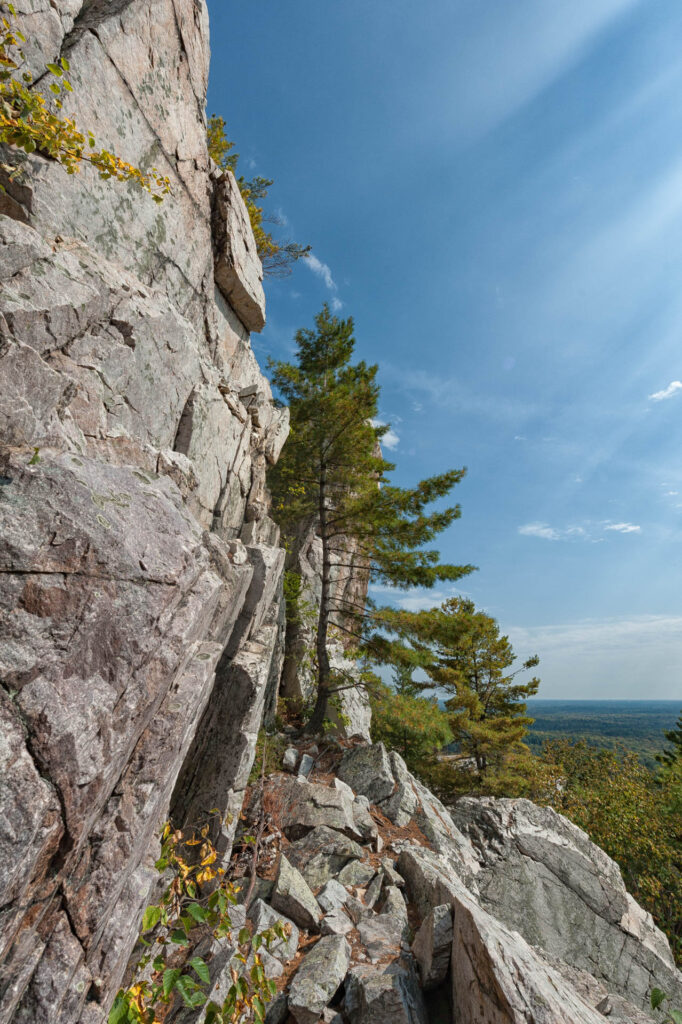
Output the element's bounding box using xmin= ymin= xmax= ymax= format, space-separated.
xmin=108 ymin=816 xmax=287 ymax=1024
xmin=651 ymin=989 xmax=682 ymax=1023
xmin=207 ymin=114 xmax=310 ymax=276
xmin=0 ymin=4 xmax=170 ymax=200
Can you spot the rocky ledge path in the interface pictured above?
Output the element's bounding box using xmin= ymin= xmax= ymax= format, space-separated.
xmin=171 ymin=739 xmax=682 ymax=1024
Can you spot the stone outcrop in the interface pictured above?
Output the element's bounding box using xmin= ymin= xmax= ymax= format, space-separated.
xmin=0 ymin=2 xmax=288 ymax=1020
xmin=240 ymin=745 xmax=682 ymax=1024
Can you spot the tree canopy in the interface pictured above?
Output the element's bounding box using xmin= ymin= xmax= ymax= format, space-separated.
xmin=269 ymin=304 xmax=474 ymax=732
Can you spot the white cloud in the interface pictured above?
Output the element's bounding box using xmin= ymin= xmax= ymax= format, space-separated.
xmin=518 ymin=522 xmax=585 ymax=541
xmin=370 ymin=418 xmax=400 ymax=451
xmin=649 ymin=380 xmax=682 ymax=401
xmin=507 ymin=615 xmax=682 ymax=699
xmin=368 ymin=583 xmax=467 ymax=612
xmin=331 ymin=296 xmax=343 ymax=312
xmin=306 ymin=254 xmax=335 ymax=289
xmin=604 ymin=522 xmax=641 ymax=533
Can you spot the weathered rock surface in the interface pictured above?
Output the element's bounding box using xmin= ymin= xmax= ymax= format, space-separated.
xmin=411 ymin=904 xmax=453 ymax=990
xmin=0 ymin=3 xmax=288 ymax=1020
xmin=264 ymin=774 xmax=365 ymax=842
xmin=345 ymin=961 xmax=428 ymax=1024
xmin=270 ymin=856 xmax=322 ymax=933
xmin=285 ymin=826 xmax=364 ymax=889
xmin=453 ymin=796 xmax=682 ymax=1012
xmin=288 ymin=935 xmax=350 ymax=1024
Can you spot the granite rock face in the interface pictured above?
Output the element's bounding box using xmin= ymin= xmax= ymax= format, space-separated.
xmin=0 ymin=3 xmax=287 ymax=1021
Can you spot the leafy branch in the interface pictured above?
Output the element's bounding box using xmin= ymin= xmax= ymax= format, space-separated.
xmin=0 ymin=5 xmax=170 ymax=201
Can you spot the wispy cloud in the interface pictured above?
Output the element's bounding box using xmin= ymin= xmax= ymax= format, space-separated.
xmin=371 ymin=418 xmax=400 ymax=451
xmin=518 ymin=522 xmax=585 ymax=541
xmin=520 ymin=518 xmax=643 ymax=541
xmin=381 ymin=365 xmax=540 ymax=425
xmin=507 ymin=615 xmax=682 ymax=699
xmin=649 ymin=380 xmax=682 ymax=402
xmin=369 ymin=583 xmax=467 ymax=612
xmin=305 ymin=253 xmax=343 ymax=310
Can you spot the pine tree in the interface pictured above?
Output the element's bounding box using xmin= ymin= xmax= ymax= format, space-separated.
xmin=374 ymin=597 xmax=539 ymax=772
xmin=269 ymin=305 xmax=474 ymax=734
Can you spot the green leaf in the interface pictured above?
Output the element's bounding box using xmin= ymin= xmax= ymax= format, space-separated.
xmin=152 ymin=954 xmax=165 ymax=972
xmin=141 ymin=905 xmax=161 ymax=932
xmin=205 ymin=1002 xmax=221 ymax=1024
xmin=175 ymin=975 xmax=196 ymax=1008
xmin=107 ymin=993 xmax=129 ymax=1024
xmin=652 ymin=990 xmax=668 ymax=1010
xmin=253 ymin=995 xmax=265 ymax=1023
xmin=45 ymin=62 xmax=63 ymax=76
xmin=238 ymin=926 xmax=250 ymax=945
xmin=186 ymin=903 xmax=208 ymax=923
xmin=170 ymin=928 xmax=190 ymax=945
xmin=60 ymin=57 xmax=70 ymax=70
xmin=668 ymin=1012 xmax=682 ymax=1024
xmin=189 ymin=956 xmax=210 ymax=985
xmin=162 ymin=968 xmax=181 ymax=998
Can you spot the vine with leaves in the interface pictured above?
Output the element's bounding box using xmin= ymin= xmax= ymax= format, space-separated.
xmin=0 ymin=4 xmax=170 ymax=200
xmin=108 ymin=816 xmax=288 ymax=1024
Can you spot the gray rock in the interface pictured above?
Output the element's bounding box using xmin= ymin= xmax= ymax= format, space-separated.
xmin=298 ymin=753 xmax=315 ymax=778
xmin=364 ymin=873 xmax=385 ymax=910
xmin=286 ymin=826 xmax=364 ymax=889
xmin=288 ymin=935 xmax=350 ymax=1024
xmin=453 ymin=797 xmax=682 ymax=1012
xmin=338 ymin=743 xmax=395 ymax=805
xmin=354 ymin=795 xmax=371 ymax=810
xmin=345 ymin=960 xmax=428 ymax=1024
xmin=321 ymin=907 xmax=354 ymax=936
xmin=357 ymin=914 xmax=405 ymax=963
xmin=318 ymin=879 xmax=350 ymax=913
xmin=247 ymin=899 xmax=299 ymax=961
xmin=283 ymin=747 xmax=299 ymax=772
xmin=265 ymin=992 xmax=289 ymax=1024
xmin=380 ymin=859 xmax=405 ymax=888
xmin=270 ymin=856 xmax=322 ymax=933
xmin=326 ymin=645 xmax=373 ymax=742
xmin=333 ymin=777 xmax=355 ymax=800
xmin=265 ymin=775 xmax=364 ymax=841
xmin=380 ymin=885 xmax=408 ymax=927
xmin=212 ymin=170 xmax=266 ymax=333
xmin=337 ymin=860 xmax=376 ymax=888
xmin=411 ymin=904 xmax=453 ymax=990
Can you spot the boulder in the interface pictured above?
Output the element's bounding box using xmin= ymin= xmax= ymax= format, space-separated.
xmin=321 ymin=908 xmax=354 ymax=937
xmin=283 ymin=747 xmax=299 ymax=772
xmin=212 ymin=170 xmax=266 ymax=333
xmin=288 ymin=935 xmax=350 ymax=1024
xmin=345 ymin=960 xmax=428 ymax=1024
xmin=337 ymin=861 xmax=376 ymax=888
xmin=286 ymin=826 xmax=364 ymax=889
xmin=270 ymin=856 xmax=322 ymax=933
xmin=247 ymin=899 xmax=299 ymax=962
xmin=338 ymin=743 xmax=395 ymax=805
xmin=317 ymin=879 xmax=350 ymax=913
xmin=411 ymin=904 xmax=453 ymax=990
xmin=264 ymin=775 xmax=364 ymax=841
xmin=357 ymin=913 xmax=405 ymax=963
xmin=453 ymin=797 xmax=682 ymax=1011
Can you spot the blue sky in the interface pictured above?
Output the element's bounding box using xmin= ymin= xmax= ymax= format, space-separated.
xmin=206 ymin=0 xmax=682 ymax=699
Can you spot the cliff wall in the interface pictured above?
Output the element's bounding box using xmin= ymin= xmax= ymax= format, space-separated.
xmin=0 ymin=3 xmax=287 ymax=1020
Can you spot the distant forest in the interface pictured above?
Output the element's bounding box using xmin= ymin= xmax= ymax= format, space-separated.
xmin=525 ymin=700 xmax=681 ymax=770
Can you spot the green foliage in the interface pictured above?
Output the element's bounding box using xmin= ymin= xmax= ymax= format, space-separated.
xmin=537 ymin=740 xmax=682 ymax=964
xmin=269 ymin=304 xmax=474 ymax=732
xmin=370 ymin=682 xmax=452 ymax=776
xmin=0 ymin=6 xmax=169 ymax=199
xmin=656 ymin=711 xmax=682 ymax=771
xmin=109 ymin=818 xmax=287 ymax=1023
xmin=374 ymin=597 xmax=539 ymax=774
xmin=651 ymin=989 xmax=682 ymax=1024
xmin=207 ymin=113 xmax=310 ymax=276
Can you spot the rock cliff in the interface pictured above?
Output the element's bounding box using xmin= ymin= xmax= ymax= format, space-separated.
xmin=1 ymin=4 xmax=681 ymax=1024
xmin=0 ymin=2 xmax=287 ymax=1020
